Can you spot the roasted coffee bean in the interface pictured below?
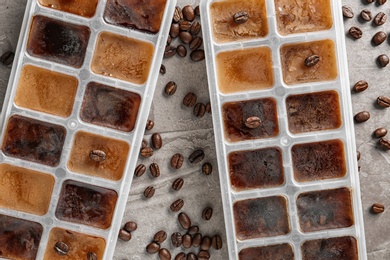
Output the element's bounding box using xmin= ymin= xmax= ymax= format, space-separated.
xmin=379 ymin=137 xmax=390 ymax=150
xmin=173 ymin=6 xmax=183 ymax=23
xmin=87 ymin=252 xmax=97 ymax=260
xmin=245 ymin=116 xmax=261 ymax=128
xmin=195 ymin=5 xmax=200 ymax=16
xmin=349 ymin=26 xmax=362 ymax=39
xmin=142 ymin=139 xmax=148 ymax=149
xmin=146 ymin=242 xmax=160 ymax=254
xmin=304 ymin=54 xmax=320 ymax=67
xmin=179 ymin=20 xmax=192 ymax=31
xmin=54 ymin=241 xmax=69 ymax=255
xmin=200 ymin=236 xmax=211 ymax=251
xmin=152 ymin=133 xmax=163 ymax=149
xmin=144 ymin=186 xmax=155 ymax=198
xmin=165 ymin=81 xmax=177 ymax=96
xmin=189 ymin=149 xmax=205 ymax=164
xmin=357 ymin=150 xmax=361 ymax=161
xmin=89 ymin=150 xmax=106 ymax=162
xmin=202 ymin=207 xmax=213 ymax=220
xmin=154 ymin=230 xmax=167 ymax=243
xmin=193 ymin=102 xmax=206 ymax=117
xmin=170 ymin=23 xmax=180 ymax=38
xmin=198 ymin=250 xmax=210 ymax=260
xmin=167 ymin=35 xmax=172 ymax=46
xmin=374 ymin=12 xmax=387 ymax=25
xmin=171 ymin=232 xmax=183 ymax=247
xmin=353 ymin=80 xmax=368 ymax=92
xmin=354 ymin=111 xmax=370 ymax=123
xmin=165 ymin=45 xmax=177 ymax=58
xmin=371 ymin=203 xmax=385 ymax=213
xmin=183 ymin=92 xmax=197 ymax=107
xmin=377 ymin=96 xmax=390 ymax=107
xmin=192 ymin=233 xmax=202 ymax=247
xmin=360 ymin=9 xmax=372 ymax=21
xmin=141 ymin=147 xmax=154 ymax=158
xmin=118 ymin=229 xmax=131 ymax=241
xmin=171 ymin=199 xmax=184 ymax=212
xmin=187 ymin=252 xmax=197 ymax=260
xmin=172 ymin=178 xmax=184 ymax=191
xmin=190 ymin=21 xmax=201 ymax=35
xmin=176 ymin=45 xmax=187 ymax=57
xmin=182 ymin=234 xmax=192 ymax=248
xmin=146 ymin=119 xmax=155 ymax=130
xmin=342 ymin=5 xmax=354 ymax=18
xmin=377 ymin=54 xmax=389 ymax=67
xmin=149 ymin=163 xmax=160 ymax=178
xmin=183 ymin=5 xmax=195 ymax=21
xmin=0 ymin=51 xmax=14 ymax=66
xmin=378 ymin=0 xmax=387 ymax=5
xmin=178 ymin=212 xmax=192 ymax=230
xmin=124 ymin=221 xmax=138 ymax=232
xmin=160 ymin=64 xmax=166 ymax=75
xmin=374 ymin=127 xmax=388 ymax=138
xmin=202 ymin=162 xmax=212 ymax=175
xmin=171 ymin=153 xmax=184 ymax=169
xmin=188 ymin=225 xmax=199 ymax=235
xmin=175 ymin=252 xmax=187 ymax=260
xmin=233 ymin=11 xmax=249 ymax=24
xmin=190 ymin=49 xmax=205 ymax=62
xmin=135 ymin=164 xmax=146 ymax=177
xmin=372 ymin=31 xmax=387 ymax=45
xmin=211 ymin=235 xmax=222 ymax=250
xmin=159 ymin=248 xmax=171 ymax=260
xmin=179 ymin=31 xmax=193 ymax=44
xmin=205 ymin=102 xmax=211 ymax=113
xmin=189 ymin=36 xmax=203 ymax=50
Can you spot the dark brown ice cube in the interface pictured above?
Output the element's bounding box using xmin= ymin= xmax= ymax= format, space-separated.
xmin=302 ymin=236 xmax=358 ymax=260
xmin=239 ymin=243 xmax=294 ymax=260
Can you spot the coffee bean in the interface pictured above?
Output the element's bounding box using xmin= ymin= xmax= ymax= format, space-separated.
xmin=87 ymin=252 xmax=97 ymax=260
xmin=372 ymin=31 xmax=387 ymax=45
xmin=374 ymin=127 xmax=388 ymax=138
xmin=173 ymin=6 xmax=183 ymax=23
xmin=187 ymin=252 xmax=197 ymax=260
xmin=192 ymin=233 xmax=202 ymax=247
xmin=135 ymin=164 xmax=146 ymax=177
xmin=189 ymin=36 xmax=203 ymax=50
xmin=183 ymin=5 xmax=195 ymax=21
xmin=141 ymin=147 xmax=154 ymax=158
xmin=190 ymin=21 xmax=201 ymax=36
xmin=357 ymin=150 xmax=361 ymax=161
xmin=342 ymin=5 xmax=354 ymax=18
xmin=349 ymin=26 xmax=362 ymax=39
xmin=179 ymin=31 xmax=193 ymax=44
xmin=194 ymin=102 xmax=206 ymax=117
xmin=171 ymin=199 xmax=184 ymax=212
xmin=149 ymin=163 xmax=160 ymax=178
xmin=354 ymin=111 xmax=370 ymax=123
xmin=377 ymin=54 xmax=389 ymax=67
xmin=124 ymin=221 xmax=138 ymax=232
xmin=118 ymin=229 xmax=131 ymax=241
xmin=160 ymin=64 xmax=166 ymax=75
xmin=377 ymin=96 xmax=390 ymax=107
xmin=146 ymin=242 xmax=160 ymax=254
xmin=182 ymin=234 xmax=192 ymax=248
xmin=211 ymin=235 xmax=222 ymax=250
xmin=142 ymin=139 xmax=148 ymax=149
xmin=154 ymin=230 xmax=167 ymax=243
xmin=179 ymin=21 xmax=192 ymax=31
xmin=165 ymin=81 xmax=177 ymax=96
xmin=202 ymin=207 xmax=213 ymax=220
xmin=200 ymin=236 xmax=211 ymax=251
xmin=233 ymin=11 xmax=249 ymax=24
xmin=190 ymin=49 xmax=205 ymax=62
xmin=89 ymin=150 xmax=106 ymax=162
xmin=165 ymin=45 xmax=177 ymax=58
xmin=379 ymin=137 xmax=390 ymax=149
xmin=189 ymin=149 xmax=205 ymax=164
xmin=245 ymin=116 xmax=261 ymax=128
xmin=304 ymin=54 xmax=320 ymax=67
xmin=177 ymin=45 xmax=187 ymax=57
xmin=378 ymin=0 xmax=387 ymax=5
xmin=172 ymin=178 xmax=184 ymax=191
xmin=371 ymin=203 xmax=385 ymax=213
xmin=178 ymin=212 xmax=192 ymax=229
xmin=198 ymin=250 xmax=210 ymax=260
xmin=0 ymin=51 xmax=14 ymax=66
xmin=202 ymin=162 xmax=212 ymax=175
xmin=374 ymin=12 xmax=387 ymax=25
xmin=159 ymin=248 xmax=171 ymax=260
xmin=183 ymin=92 xmax=197 ymax=107
xmin=146 ymin=119 xmax=155 ymax=130
xmin=195 ymin=5 xmax=200 ymax=16
xmin=171 ymin=232 xmax=183 ymax=247
xmin=144 ymin=186 xmax=155 ymax=198
xmin=170 ymin=23 xmax=180 ymax=38
xmin=152 ymin=133 xmax=163 ymax=149
xmin=205 ymin=102 xmax=211 ymax=113
xmin=175 ymin=252 xmax=186 ymax=260
xmin=171 ymin=153 xmax=184 ymax=169
xmin=360 ymin=9 xmax=372 ymax=21
xmin=167 ymin=35 xmax=172 ymax=46
xmin=353 ymin=80 xmax=368 ymax=92
xmin=54 ymin=241 xmax=69 ymax=255
xmin=188 ymin=225 xmax=199 ymax=235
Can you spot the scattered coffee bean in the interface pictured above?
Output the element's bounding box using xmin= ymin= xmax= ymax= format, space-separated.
xmin=175 ymin=252 xmax=187 ymax=260
xmin=172 ymin=177 xmax=184 ymax=191
xmin=165 ymin=45 xmax=177 ymax=58
xmin=205 ymin=102 xmax=211 ymax=113
xmin=159 ymin=248 xmax=171 ymax=260
xmin=372 ymin=31 xmax=387 ymax=45
xmin=374 ymin=12 xmax=387 ymax=26
xmin=360 ymin=9 xmax=372 ymax=21
xmin=173 ymin=6 xmax=183 ymax=23
xmin=146 ymin=242 xmax=160 ymax=254
xmin=354 ymin=111 xmax=370 ymax=123
xmin=179 ymin=31 xmax=193 ymax=44
xmin=176 ymin=45 xmax=187 ymax=57
xmin=342 ymin=5 xmax=354 ymax=18
xmin=178 ymin=212 xmax=192 ymax=230
xmin=379 ymin=137 xmax=390 ymax=149
xmin=200 ymin=236 xmax=211 ymax=251
xmin=194 ymin=102 xmax=206 ymax=117
xmin=152 ymin=133 xmax=163 ymax=149
xmin=377 ymin=54 xmax=389 ymax=67
xmin=124 ymin=221 xmax=138 ymax=232
xmin=141 ymin=147 xmax=154 ymax=158
xmin=187 ymin=252 xmax=197 ymax=260
xmin=195 ymin=5 xmax=200 ymax=16
xmin=211 ymin=235 xmax=223 ymax=250
xmin=183 ymin=92 xmax=197 ymax=107
xmin=188 ymin=225 xmax=199 ymax=235
xmin=190 ymin=21 xmax=201 ymax=35
xmin=244 ymin=116 xmax=261 ymax=128
xmin=149 ymin=163 xmax=160 ymax=178
xmin=142 ymin=139 xmax=148 ymax=149
xmin=202 ymin=162 xmax=212 ymax=175
xmin=154 ymin=230 xmax=167 ymax=244
xmin=353 ymin=80 xmax=368 ymax=92
xmin=190 ymin=49 xmax=205 ymax=61
xmin=349 ymin=26 xmax=362 ymax=39
xmin=377 ymin=96 xmax=390 ymax=107
xmin=233 ymin=11 xmax=249 ymax=24
xmin=54 ymin=241 xmax=69 ymax=255
xmin=87 ymin=252 xmax=97 ymax=260
xmin=374 ymin=127 xmax=388 ymax=138
xmin=165 ymin=81 xmax=177 ymax=96
xmin=183 ymin=5 xmax=195 ymax=21
xmin=371 ymin=203 xmax=385 ymax=213
xmin=198 ymin=250 xmax=210 ymax=260
xmin=179 ymin=20 xmax=192 ymax=31
xmin=89 ymin=149 xmax=106 ymax=162
xmin=118 ymin=229 xmax=131 ymax=241
xmin=170 ymin=23 xmax=180 ymax=38
xmin=144 ymin=186 xmax=155 ymax=198
xmin=135 ymin=164 xmax=146 ymax=177
xmin=171 ymin=199 xmax=184 ymax=212
xmin=189 ymin=149 xmax=205 ymax=164
xmin=192 ymin=233 xmax=202 ymax=247
xmin=202 ymin=207 xmax=213 ymax=220
xmin=160 ymin=64 xmax=166 ymax=75
xmin=146 ymin=119 xmax=155 ymax=130
xmin=182 ymin=234 xmax=192 ymax=249
xmin=357 ymin=150 xmax=361 ymax=161
xmin=304 ymin=54 xmax=320 ymax=67
xmin=189 ymin=36 xmax=203 ymax=50
xmin=0 ymin=51 xmax=14 ymax=66
xmin=171 ymin=232 xmax=183 ymax=247
xmin=167 ymin=35 xmax=172 ymax=46
xmin=171 ymin=153 xmax=184 ymax=169
xmin=378 ymin=0 xmax=387 ymax=5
